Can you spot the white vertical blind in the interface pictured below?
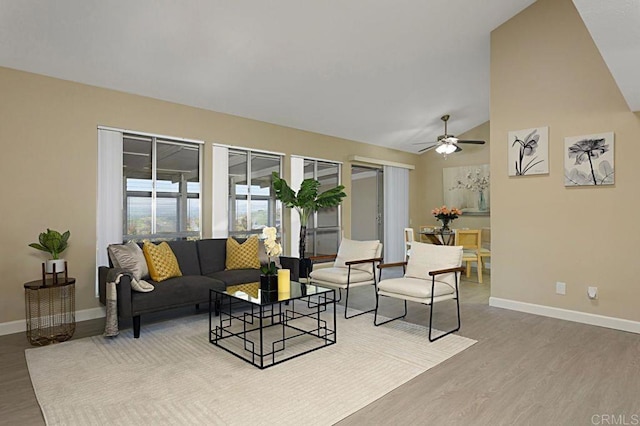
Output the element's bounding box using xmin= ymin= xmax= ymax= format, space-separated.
xmin=289 ymin=156 xmax=304 ymax=257
xmin=96 ymin=128 xmax=124 ymax=294
xmin=383 ymin=165 xmax=409 ymax=263
xmin=212 ymin=144 xmax=229 ymax=238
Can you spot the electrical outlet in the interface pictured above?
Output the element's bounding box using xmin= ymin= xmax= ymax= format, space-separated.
xmin=556 ymin=282 xmax=566 ymax=295
xmin=588 ymin=286 xmax=598 ymax=299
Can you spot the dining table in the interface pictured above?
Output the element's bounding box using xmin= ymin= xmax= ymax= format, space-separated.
xmin=419 ymin=228 xmax=456 ymax=246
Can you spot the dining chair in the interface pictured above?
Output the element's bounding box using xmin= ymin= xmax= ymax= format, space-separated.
xmin=419 ymin=225 xmax=431 ymax=243
xmin=480 ymin=227 xmax=492 ymax=272
xmin=309 ymin=238 xmax=383 ymax=319
xmin=454 ymin=229 xmax=483 ymax=283
xmin=374 ymin=242 xmax=464 ymax=341
xmin=403 ymin=228 xmax=414 ymax=261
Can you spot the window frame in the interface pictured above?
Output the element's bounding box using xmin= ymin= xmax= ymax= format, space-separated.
xmin=303 ymin=158 xmax=343 ymax=256
xmin=227 ymin=148 xmax=283 ymax=239
xmin=122 ymin=134 xmax=203 ymax=242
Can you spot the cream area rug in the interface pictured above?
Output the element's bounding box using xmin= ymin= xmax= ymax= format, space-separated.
xmin=26 ymin=306 xmax=476 ymax=426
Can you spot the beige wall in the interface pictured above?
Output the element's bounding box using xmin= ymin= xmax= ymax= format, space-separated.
xmin=0 ymin=67 xmax=420 ymax=324
xmin=416 ymin=121 xmax=491 ymax=232
xmin=490 ymin=0 xmax=640 ymax=320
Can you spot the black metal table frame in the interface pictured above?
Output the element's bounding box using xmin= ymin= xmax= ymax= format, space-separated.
xmin=209 ymin=287 xmax=337 ymax=369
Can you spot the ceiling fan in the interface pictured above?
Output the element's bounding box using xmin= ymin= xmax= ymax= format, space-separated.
xmin=416 ymin=115 xmax=486 ymax=154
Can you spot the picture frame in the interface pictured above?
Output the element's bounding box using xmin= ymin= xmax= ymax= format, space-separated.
xmin=508 ymin=126 xmax=549 ymax=176
xmin=443 ymin=164 xmax=490 ymax=216
xmin=564 ymin=132 xmax=614 ymax=186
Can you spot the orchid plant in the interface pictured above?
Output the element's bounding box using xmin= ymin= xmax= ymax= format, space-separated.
xmin=260 ymin=227 xmax=282 ymax=275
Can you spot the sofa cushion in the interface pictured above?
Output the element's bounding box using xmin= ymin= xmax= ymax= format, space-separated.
xmin=143 ymin=241 xmax=182 ymax=282
xmin=197 ymin=239 xmax=227 ymax=275
xmin=131 ymin=275 xmax=225 ymax=314
xmin=226 ymin=236 xmax=260 ymax=270
xmin=107 ymin=241 xmax=149 ymax=280
xmin=167 ymin=240 xmax=202 ymax=275
xmin=206 ymin=269 xmax=262 ymax=286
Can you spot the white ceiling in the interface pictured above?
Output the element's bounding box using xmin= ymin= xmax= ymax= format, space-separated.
xmin=1 ymin=1 xmax=636 ymax=154
xmin=572 ymin=0 xmax=640 ymax=112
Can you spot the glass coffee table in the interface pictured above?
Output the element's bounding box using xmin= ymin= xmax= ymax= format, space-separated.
xmin=209 ymin=281 xmax=336 ymax=369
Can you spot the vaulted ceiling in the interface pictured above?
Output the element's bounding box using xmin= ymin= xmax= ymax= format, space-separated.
xmin=1 ymin=1 xmax=637 ymax=153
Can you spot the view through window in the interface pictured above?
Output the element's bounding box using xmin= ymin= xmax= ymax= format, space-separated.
xmin=228 ymin=149 xmax=282 ymax=238
xmin=304 ymin=159 xmax=342 ymax=256
xmin=123 ymin=135 xmax=201 ymax=241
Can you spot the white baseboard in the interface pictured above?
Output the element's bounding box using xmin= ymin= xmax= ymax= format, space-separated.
xmin=489 ymin=297 xmax=640 ymax=334
xmin=0 ymin=307 xmax=106 ymax=337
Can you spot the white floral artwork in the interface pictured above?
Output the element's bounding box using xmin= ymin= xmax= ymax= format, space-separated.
xmin=564 ymin=132 xmax=614 ymax=186
xmin=508 ymin=126 xmax=549 ymax=176
xmin=443 ymin=164 xmax=490 ymax=216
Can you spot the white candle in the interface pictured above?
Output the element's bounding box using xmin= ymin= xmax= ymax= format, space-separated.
xmin=278 ymin=269 xmax=290 ymax=294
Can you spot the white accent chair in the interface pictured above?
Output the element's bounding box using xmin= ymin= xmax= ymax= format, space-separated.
xmin=309 ymin=238 xmax=383 ymax=319
xmin=374 ymin=242 xmax=464 ymax=342
xmin=403 ymin=228 xmax=414 ymax=261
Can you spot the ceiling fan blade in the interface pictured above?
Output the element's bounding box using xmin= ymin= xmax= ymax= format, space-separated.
xmin=457 ymin=139 xmax=486 ymax=145
xmin=418 ymin=144 xmax=438 ymax=153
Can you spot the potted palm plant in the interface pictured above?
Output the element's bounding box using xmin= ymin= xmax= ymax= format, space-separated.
xmin=29 ymin=228 xmax=71 ymax=273
xmin=272 ymin=172 xmax=346 ymax=275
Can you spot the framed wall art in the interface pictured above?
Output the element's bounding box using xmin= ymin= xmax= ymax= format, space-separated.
xmin=508 ymin=126 xmax=549 ymax=176
xmin=564 ymin=132 xmax=614 ymax=186
xmin=443 ymin=164 xmax=490 ymax=216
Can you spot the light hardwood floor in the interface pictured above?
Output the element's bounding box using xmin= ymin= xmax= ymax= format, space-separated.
xmin=2 ymin=272 xmax=639 ymax=425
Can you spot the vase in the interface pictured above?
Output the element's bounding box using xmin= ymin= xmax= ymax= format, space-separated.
xmin=478 ymin=190 xmax=487 ymax=211
xmin=260 ymin=274 xmax=278 ymax=293
xmin=440 ymin=218 xmax=451 ymax=231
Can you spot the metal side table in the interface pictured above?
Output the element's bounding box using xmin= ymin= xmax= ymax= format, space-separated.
xmin=24 ymin=277 xmax=76 ymax=345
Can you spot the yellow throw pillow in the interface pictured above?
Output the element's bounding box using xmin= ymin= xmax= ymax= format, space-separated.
xmin=226 ymin=236 xmax=260 ymax=270
xmin=143 ymin=241 xmax=182 ymax=282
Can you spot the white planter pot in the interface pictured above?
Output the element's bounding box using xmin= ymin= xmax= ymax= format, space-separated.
xmin=45 ymin=259 xmax=66 ymax=274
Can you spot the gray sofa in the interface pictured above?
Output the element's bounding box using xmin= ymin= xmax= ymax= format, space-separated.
xmin=98 ymin=238 xmax=299 ymax=338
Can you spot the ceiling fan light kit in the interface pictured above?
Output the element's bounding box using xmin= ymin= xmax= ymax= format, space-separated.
xmin=417 ymin=114 xmax=486 ymax=155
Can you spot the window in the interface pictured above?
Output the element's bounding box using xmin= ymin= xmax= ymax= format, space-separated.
xmin=123 ymin=134 xmax=201 ymax=241
xmin=228 ymin=149 xmax=282 ymax=238
xmin=304 ymin=159 xmax=342 ymax=256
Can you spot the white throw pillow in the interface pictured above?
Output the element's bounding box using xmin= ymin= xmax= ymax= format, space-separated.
xmin=404 ymin=242 xmax=462 ymax=288
xmin=334 ymin=238 xmax=380 ymax=273
xmin=108 ymin=241 xmax=149 ymax=281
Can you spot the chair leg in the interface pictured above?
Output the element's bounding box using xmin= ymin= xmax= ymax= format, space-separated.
xmin=344 ymin=284 xmax=376 ymax=319
xmin=466 ymin=261 xmax=471 ymax=278
xmin=428 ymin=277 xmax=461 ymax=342
xmin=374 ymin=294 xmax=407 ymax=326
xmin=477 ymin=258 xmax=483 ymax=284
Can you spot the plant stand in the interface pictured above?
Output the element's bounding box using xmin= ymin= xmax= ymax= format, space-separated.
xmin=24 ymin=263 xmax=75 ymax=346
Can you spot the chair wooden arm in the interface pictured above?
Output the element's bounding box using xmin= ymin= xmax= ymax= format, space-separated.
xmin=346 ymin=257 xmax=383 ymax=266
xmin=377 ymin=261 xmax=408 ymax=269
xmin=309 ymin=254 xmax=337 ymax=263
xmin=428 ymin=266 xmax=466 ymax=276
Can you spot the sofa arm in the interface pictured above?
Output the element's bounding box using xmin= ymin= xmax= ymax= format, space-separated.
xmin=98 ymin=266 xmax=134 ymax=321
xmin=280 ymin=256 xmax=300 ymax=282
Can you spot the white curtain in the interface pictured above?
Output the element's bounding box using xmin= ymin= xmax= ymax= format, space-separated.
xmin=212 ymin=145 xmax=229 ymax=238
xmin=96 ymin=128 xmax=123 ymax=294
xmin=383 ymin=165 xmax=409 ymax=263
xmin=289 ymin=156 xmax=304 ymax=257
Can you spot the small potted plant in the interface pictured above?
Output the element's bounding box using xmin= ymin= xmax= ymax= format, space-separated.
xmin=260 ymin=227 xmax=282 ymax=292
xmin=29 ymin=229 xmax=71 ymax=273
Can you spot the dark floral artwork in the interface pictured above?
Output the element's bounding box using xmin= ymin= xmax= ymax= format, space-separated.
xmin=508 ymin=127 xmax=549 ymax=176
xmin=564 ymin=132 xmax=614 ymax=186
